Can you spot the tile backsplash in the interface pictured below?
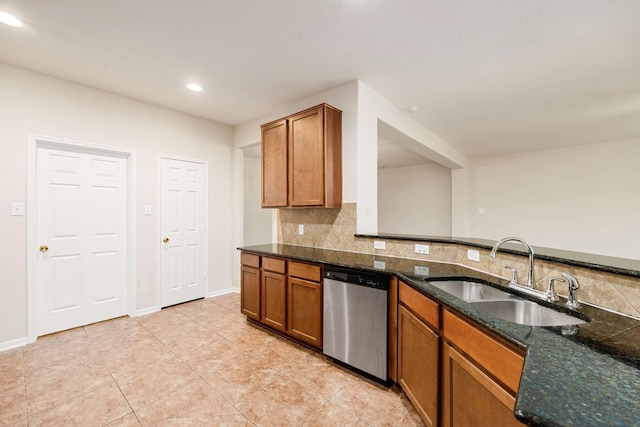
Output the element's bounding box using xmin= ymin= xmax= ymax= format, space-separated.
xmin=278 ymin=203 xmax=640 ymax=319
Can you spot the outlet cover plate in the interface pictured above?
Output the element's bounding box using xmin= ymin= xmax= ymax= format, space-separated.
xmin=298 ymin=224 xmax=304 ymax=235
xmin=374 ymin=240 xmax=386 ymax=250
xmin=374 ymin=260 xmax=386 ymax=269
xmin=467 ymin=249 xmax=480 ymax=262
xmin=414 ymin=266 xmax=430 ymax=276
xmin=415 ymin=244 xmax=430 ymax=255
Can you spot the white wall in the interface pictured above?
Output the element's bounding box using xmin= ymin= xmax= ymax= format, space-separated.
xmin=378 ymin=162 xmax=452 ymax=235
xmin=243 ymin=155 xmax=272 ymax=245
xmin=467 ymin=138 xmax=640 ymax=259
xmin=356 ymin=82 xmax=468 ymax=234
xmin=0 ymin=63 xmax=233 ymax=346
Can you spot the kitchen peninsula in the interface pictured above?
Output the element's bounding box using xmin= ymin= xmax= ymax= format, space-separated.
xmin=238 ymin=242 xmax=640 ymax=427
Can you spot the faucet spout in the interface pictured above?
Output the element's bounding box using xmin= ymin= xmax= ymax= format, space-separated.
xmin=489 ymin=237 xmax=536 ymax=288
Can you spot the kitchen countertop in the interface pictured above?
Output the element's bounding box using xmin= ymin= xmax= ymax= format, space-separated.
xmin=238 ymin=243 xmax=640 ymax=427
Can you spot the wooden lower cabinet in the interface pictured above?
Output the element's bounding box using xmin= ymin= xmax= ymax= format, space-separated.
xmin=398 ymin=305 xmax=439 ymax=427
xmin=240 ymin=265 xmax=260 ymax=321
xmin=240 ymin=252 xmax=322 ymax=349
xmin=287 ymin=276 xmax=322 ymax=348
xmin=261 ymin=271 xmax=286 ymax=332
xmin=443 ymin=343 xmax=525 ymax=427
xmin=442 ymin=309 xmax=525 ymax=427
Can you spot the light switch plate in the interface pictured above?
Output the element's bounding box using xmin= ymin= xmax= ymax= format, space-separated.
xmin=415 ymin=244 xmax=430 ymax=255
xmin=10 ymin=202 xmax=24 ymax=216
xmin=298 ymin=224 xmax=304 ymax=235
xmin=467 ymin=249 xmax=480 ymax=262
xmin=144 ymin=204 xmax=152 ymax=215
xmin=374 ymin=240 xmax=386 ymax=250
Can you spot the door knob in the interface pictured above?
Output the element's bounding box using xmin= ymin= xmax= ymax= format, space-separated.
xmin=162 ymin=237 xmax=170 ymax=243
xmin=39 ymin=245 xmax=49 ymax=252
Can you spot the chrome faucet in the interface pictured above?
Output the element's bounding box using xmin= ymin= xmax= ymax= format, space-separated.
xmin=490 ymin=237 xmax=535 ymax=288
xmin=562 ymin=273 xmax=580 ymax=309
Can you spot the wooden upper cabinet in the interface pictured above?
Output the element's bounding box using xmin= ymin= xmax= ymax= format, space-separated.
xmin=261 ymin=119 xmax=288 ymax=208
xmin=260 ymin=103 xmax=342 ymax=208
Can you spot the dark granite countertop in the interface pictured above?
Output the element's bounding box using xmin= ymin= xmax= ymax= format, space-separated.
xmin=356 ymin=233 xmax=640 ymax=278
xmin=238 ymin=244 xmax=640 ymax=427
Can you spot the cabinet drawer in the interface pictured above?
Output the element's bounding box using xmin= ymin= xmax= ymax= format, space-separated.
xmin=443 ymin=309 xmax=524 ymax=393
xmin=288 ymin=261 xmax=321 ymax=282
xmin=399 ymin=282 xmax=440 ymax=330
xmin=241 ymin=253 xmax=260 ymax=268
xmin=262 ymin=256 xmax=286 ymax=274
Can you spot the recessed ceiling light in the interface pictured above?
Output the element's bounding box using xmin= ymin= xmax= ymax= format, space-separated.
xmin=407 ymin=106 xmax=419 ymax=113
xmin=186 ymin=83 xmax=203 ymax=92
xmin=0 ymin=11 xmax=23 ymax=27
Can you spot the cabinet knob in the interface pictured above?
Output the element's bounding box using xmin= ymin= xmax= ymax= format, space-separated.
xmin=162 ymin=237 xmax=170 ymax=243
xmin=39 ymin=245 xmax=49 ymax=252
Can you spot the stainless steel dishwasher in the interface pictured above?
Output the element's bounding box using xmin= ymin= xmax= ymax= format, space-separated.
xmin=323 ymin=265 xmax=389 ymax=382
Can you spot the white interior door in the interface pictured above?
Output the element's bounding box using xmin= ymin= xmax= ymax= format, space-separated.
xmin=159 ymin=157 xmax=208 ymax=307
xmin=37 ymin=146 xmax=128 ymax=335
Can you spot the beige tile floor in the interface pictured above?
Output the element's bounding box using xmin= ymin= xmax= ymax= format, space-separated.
xmin=0 ymin=293 xmax=424 ymax=426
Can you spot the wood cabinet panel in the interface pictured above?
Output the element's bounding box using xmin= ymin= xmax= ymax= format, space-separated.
xmin=399 ymin=282 xmax=440 ymax=330
xmin=287 ymin=277 xmax=322 ymax=348
xmin=288 ymin=107 xmax=324 ymax=207
xmin=240 ymin=252 xmax=260 ymax=269
xmin=240 ymin=266 xmax=260 ymax=321
xmin=288 ymin=261 xmax=321 ymax=282
xmin=261 ymin=119 xmax=288 ymax=208
xmin=261 ymin=271 xmax=286 ymax=332
xmin=398 ymin=305 xmax=439 ymax=427
xmin=443 ymin=343 xmax=525 ymax=427
xmin=388 ymin=276 xmax=398 ymax=383
xmin=443 ymin=310 xmax=524 ymax=393
xmin=262 ymin=256 xmax=286 ymax=274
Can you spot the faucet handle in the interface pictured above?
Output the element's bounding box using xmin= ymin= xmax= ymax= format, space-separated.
xmin=504 ymin=266 xmax=518 ymax=285
xmin=545 ymin=277 xmax=565 ymax=302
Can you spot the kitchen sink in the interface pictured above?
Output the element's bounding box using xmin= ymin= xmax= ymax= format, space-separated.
xmin=426 ymin=280 xmax=516 ymax=302
xmin=471 ymin=300 xmax=587 ymax=327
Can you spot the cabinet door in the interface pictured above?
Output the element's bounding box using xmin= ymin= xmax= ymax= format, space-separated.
xmin=287 ymin=277 xmax=322 ymax=348
xmin=240 ymin=266 xmax=260 ymax=321
xmin=261 ymin=119 xmax=288 ymax=207
xmin=398 ymin=305 xmax=439 ymax=427
xmin=442 ymin=343 xmax=525 ymax=427
xmin=261 ymin=271 xmax=286 ymax=332
xmin=288 ymin=107 xmax=324 ymax=207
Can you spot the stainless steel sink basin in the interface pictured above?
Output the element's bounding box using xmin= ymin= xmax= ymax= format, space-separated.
xmin=427 ymin=280 xmax=515 ymax=302
xmin=471 ymin=300 xmax=587 ymax=327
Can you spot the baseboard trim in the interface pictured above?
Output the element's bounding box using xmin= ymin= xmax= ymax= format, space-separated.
xmin=136 ymin=306 xmax=160 ymax=317
xmin=0 ymin=337 xmax=28 ymax=353
xmin=208 ymin=287 xmax=240 ymax=298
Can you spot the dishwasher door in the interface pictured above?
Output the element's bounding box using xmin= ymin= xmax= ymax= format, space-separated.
xmin=323 ymin=278 xmax=388 ymax=381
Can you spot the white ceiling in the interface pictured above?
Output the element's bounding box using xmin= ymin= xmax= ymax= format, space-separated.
xmin=1 ymin=0 xmax=639 ymax=159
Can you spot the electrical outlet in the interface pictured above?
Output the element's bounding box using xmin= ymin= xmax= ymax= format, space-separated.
xmin=415 ymin=244 xmax=430 ymax=255
xmin=467 ymin=249 xmax=480 ymax=262
xmin=414 ymin=266 xmax=430 ymax=276
xmin=298 ymin=224 xmax=304 ymax=235
xmin=374 ymin=241 xmax=386 ymax=250
xmin=374 ymin=260 xmax=386 ymax=270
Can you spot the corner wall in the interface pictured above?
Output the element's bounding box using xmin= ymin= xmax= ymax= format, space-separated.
xmin=0 ymin=63 xmax=233 ymax=347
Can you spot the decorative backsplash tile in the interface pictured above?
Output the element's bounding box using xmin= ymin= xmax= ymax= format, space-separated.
xmin=278 ymin=203 xmax=640 ymax=319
